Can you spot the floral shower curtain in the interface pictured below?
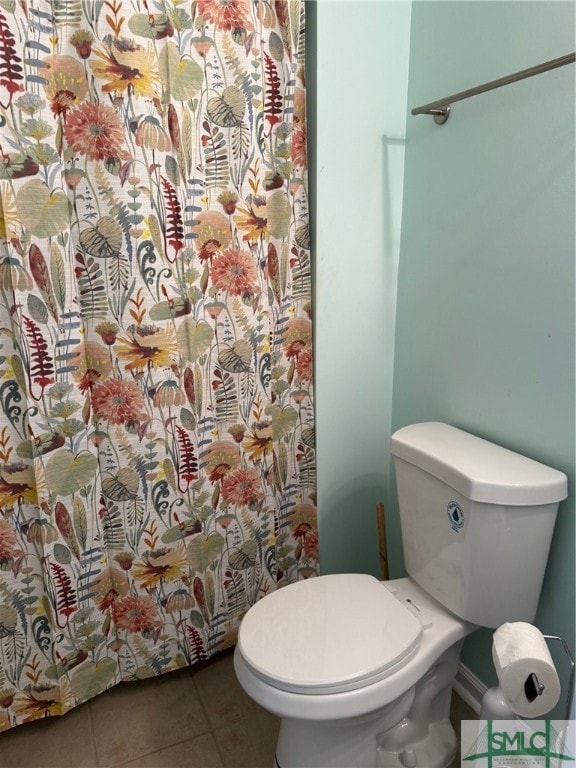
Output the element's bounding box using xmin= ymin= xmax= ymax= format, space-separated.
xmin=0 ymin=0 xmax=316 ymax=731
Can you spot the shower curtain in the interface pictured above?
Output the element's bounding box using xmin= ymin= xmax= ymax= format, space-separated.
xmin=0 ymin=0 xmax=316 ymax=731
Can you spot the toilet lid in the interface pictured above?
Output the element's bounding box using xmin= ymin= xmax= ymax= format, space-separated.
xmin=237 ymin=574 xmax=423 ymax=694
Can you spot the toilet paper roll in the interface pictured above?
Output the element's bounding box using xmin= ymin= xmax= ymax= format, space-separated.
xmin=492 ymin=622 xmax=561 ymax=718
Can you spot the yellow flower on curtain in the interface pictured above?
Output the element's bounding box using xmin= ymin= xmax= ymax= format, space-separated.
xmin=282 ymin=317 xmax=313 ymax=359
xmin=0 ymin=184 xmax=19 ymax=241
xmin=39 ymin=55 xmax=88 ymax=116
xmin=132 ymin=546 xmax=188 ymax=589
xmin=192 ymin=210 xmax=232 ymax=262
xmin=115 ymin=325 xmax=178 ymax=371
xmin=71 ymin=341 xmax=113 ymax=393
xmin=90 ymin=42 xmax=160 ymax=98
xmin=12 ymin=686 xmax=62 ymax=723
xmin=203 ymin=440 xmax=241 ymax=482
xmin=0 ymin=462 xmax=38 ymax=508
xmin=92 ymin=567 xmax=130 ymax=611
xmin=234 ymin=198 xmax=268 ymax=241
xmin=243 ymin=421 xmax=273 ymax=461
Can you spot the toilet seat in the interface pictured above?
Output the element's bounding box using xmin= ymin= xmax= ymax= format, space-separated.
xmin=237 ymin=574 xmax=423 ymax=695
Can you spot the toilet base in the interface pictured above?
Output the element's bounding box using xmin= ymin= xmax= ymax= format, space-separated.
xmin=273 ymin=645 xmax=460 ymax=768
xmin=376 ymin=718 xmax=456 ymax=768
xmin=274 ymin=688 xmax=415 ymax=768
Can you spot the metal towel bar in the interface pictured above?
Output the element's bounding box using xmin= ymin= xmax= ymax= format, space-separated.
xmin=411 ymin=52 xmax=575 ymax=124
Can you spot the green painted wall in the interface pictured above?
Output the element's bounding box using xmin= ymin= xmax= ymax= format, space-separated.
xmin=391 ymin=1 xmax=575 ymax=710
xmin=315 ymin=1 xmax=412 ymax=575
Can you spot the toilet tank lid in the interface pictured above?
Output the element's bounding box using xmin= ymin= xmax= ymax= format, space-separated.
xmin=390 ymin=422 xmax=568 ymax=506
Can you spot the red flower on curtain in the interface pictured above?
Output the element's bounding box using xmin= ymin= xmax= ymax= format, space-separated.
xmin=197 ymin=0 xmax=250 ymax=31
xmin=112 ymin=594 xmax=161 ymax=633
xmin=221 ymin=467 xmax=264 ymax=506
xmin=92 ymin=379 xmax=146 ymax=424
xmin=0 ymin=518 xmax=19 ymax=563
xmin=210 ymin=248 xmax=258 ymax=295
xmin=64 ymin=102 xmax=125 ymax=160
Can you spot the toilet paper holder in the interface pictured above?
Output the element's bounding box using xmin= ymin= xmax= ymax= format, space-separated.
xmin=483 ymin=633 xmax=574 ymax=720
xmin=541 ymin=634 xmax=574 ymax=720
xmin=524 ymin=672 xmax=545 ymax=702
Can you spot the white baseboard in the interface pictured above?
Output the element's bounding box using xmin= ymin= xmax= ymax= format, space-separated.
xmin=453 ymin=662 xmax=488 ymax=715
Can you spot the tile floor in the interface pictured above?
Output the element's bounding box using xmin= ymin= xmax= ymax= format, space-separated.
xmin=0 ymin=648 xmax=477 ymax=768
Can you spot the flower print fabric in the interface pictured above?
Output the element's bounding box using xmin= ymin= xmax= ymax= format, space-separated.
xmin=210 ymin=249 xmax=259 ymax=295
xmin=0 ymin=0 xmax=316 ymax=732
xmin=64 ymin=102 xmax=126 ymax=161
xmin=91 ymin=379 xmax=146 ymax=424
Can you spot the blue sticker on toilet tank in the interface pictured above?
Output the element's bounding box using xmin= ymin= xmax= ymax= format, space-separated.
xmin=447 ymin=501 xmax=464 ymax=532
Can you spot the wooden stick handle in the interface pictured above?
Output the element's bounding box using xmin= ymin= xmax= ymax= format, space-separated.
xmin=376 ymin=502 xmax=389 ymax=581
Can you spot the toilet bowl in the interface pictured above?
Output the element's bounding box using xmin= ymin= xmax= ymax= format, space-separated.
xmin=234 ymin=575 xmax=475 ymax=768
xmin=234 ymin=423 xmax=568 ymax=768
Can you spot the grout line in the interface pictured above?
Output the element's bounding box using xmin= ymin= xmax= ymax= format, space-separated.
xmin=211 ymin=730 xmax=230 ymax=768
xmin=109 ymin=733 xmax=224 ymax=768
xmin=188 ymin=673 xmax=229 ymax=768
xmin=87 ymin=700 xmax=101 ymax=768
xmin=90 ymin=669 xmax=214 ymax=767
xmin=2 ymin=653 xmax=264 ymax=768
xmin=190 ymin=665 xmax=214 ymax=728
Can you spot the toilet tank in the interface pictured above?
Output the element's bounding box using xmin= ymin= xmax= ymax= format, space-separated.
xmin=390 ymin=422 xmax=568 ymax=628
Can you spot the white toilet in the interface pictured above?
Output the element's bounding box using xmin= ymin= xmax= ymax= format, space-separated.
xmin=234 ymin=422 xmax=568 ymax=768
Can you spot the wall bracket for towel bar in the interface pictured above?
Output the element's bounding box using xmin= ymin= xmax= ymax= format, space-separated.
xmin=412 ymin=52 xmax=575 ymax=124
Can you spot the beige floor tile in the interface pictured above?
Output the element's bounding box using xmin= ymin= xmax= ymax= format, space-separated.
xmin=115 ymin=732 xmax=225 ymax=768
xmin=90 ymin=667 xmax=210 ymax=767
xmin=0 ymin=656 xmax=475 ymax=768
xmin=0 ymin=702 xmax=97 ymax=768
xmin=192 ymin=649 xmax=266 ymax=730
xmin=213 ymin=706 xmax=280 ymax=768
